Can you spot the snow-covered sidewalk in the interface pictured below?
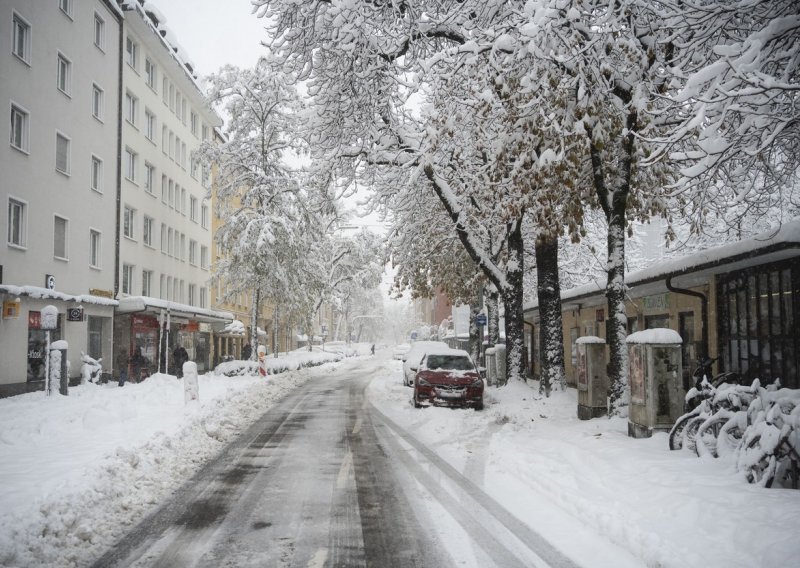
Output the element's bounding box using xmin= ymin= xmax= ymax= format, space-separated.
xmin=368 ymin=359 xmax=800 ymax=568
xmin=1 ymin=349 xmax=798 ymax=568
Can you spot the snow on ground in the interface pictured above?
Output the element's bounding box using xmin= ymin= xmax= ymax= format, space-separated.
xmin=367 ymin=358 xmax=800 ymax=568
xmin=0 ymin=345 xmax=798 ymax=568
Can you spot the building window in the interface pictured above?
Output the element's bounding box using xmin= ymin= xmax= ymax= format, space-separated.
xmin=89 ymin=229 xmax=101 ymax=268
xmin=168 ymin=228 xmax=174 ymax=257
xmin=93 ymin=13 xmax=105 ymax=50
xmin=124 ymin=147 xmax=137 ymax=181
xmin=142 ymin=270 xmax=153 ymax=297
xmin=143 ymin=215 xmax=153 ymax=247
xmin=169 ymin=131 xmax=175 ymax=160
xmin=181 ymin=142 xmax=187 ymax=169
xmin=123 ymin=206 xmax=136 ymax=239
xmin=145 ymin=58 xmax=157 ymax=90
xmin=180 ymin=234 xmax=186 ymax=261
xmin=180 ymin=187 xmax=186 ymax=215
xmin=91 ymin=156 xmax=103 ymax=192
xmin=190 ymin=156 xmax=199 ymax=180
xmin=144 ymin=163 xmax=154 ymax=193
xmin=160 ymin=223 xmax=167 ymax=253
xmin=57 ymin=53 xmax=71 ymax=95
xmin=188 ymin=284 xmax=196 ymax=306
xmin=92 ymin=84 xmax=104 ymax=120
xmin=56 ymin=133 xmax=70 ymax=174
xmin=189 ymin=240 xmax=197 ymax=265
xmin=168 ymin=180 xmax=175 ymax=208
xmin=125 ymin=36 xmax=137 ymax=69
xmin=202 ymin=124 xmax=209 ymax=140
xmin=190 ymin=196 xmax=198 ymax=221
xmin=161 ymin=175 xmax=167 ymax=203
xmin=190 ymin=112 xmax=198 ymax=136
xmin=169 ymin=84 xmax=175 ymax=112
xmin=200 ymin=287 xmax=207 ymax=308
xmin=200 ymin=245 xmax=209 ymax=270
xmin=59 ymin=0 xmax=73 ymax=18
xmin=122 ymin=264 xmax=134 ymax=295
xmin=10 ymin=104 xmax=29 ymax=152
xmin=201 ymin=204 xmax=209 ymax=229
xmin=54 ymin=215 xmax=68 ymax=260
xmin=125 ymin=91 xmax=138 ymax=126
xmin=162 ymin=77 xmax=169 ymax=105
xmin=12 ymin=13 xmax=31 ymax=64
xmin=145 ymin=109 xmax=155 ymax=141
xmin=7 ymin=197 xmax=27 ymax=248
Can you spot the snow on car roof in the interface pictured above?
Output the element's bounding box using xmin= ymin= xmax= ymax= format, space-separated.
xmin=423 ymin=347 xmax=471 ymax=358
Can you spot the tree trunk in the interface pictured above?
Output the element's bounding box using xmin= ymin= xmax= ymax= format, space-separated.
xmin=535 ymin=233 xmax=566 ymax=396
xmin=468 ymin=295 xmax=481 ymax=364
xmin=273 ymin=306 xmax=280 ymax=358
xmin=606 ymin=210 xmax=629 ymax=416
xmin=486 ymin=287 xmax=500 ymax=347
xmin=250 ymin=289 xmax=260 ymax=361
xmin=500 ymin=221 xmax=527 ymax=384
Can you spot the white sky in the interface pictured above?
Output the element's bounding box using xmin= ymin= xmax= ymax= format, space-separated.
xmin=152 ymin=0 xmax=269 ymax=77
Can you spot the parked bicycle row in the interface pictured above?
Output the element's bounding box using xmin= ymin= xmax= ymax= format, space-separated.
xmin=669 ymin=359 xmax=800 ymax=489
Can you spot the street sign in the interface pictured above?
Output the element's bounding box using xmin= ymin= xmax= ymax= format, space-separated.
xmin=475 ymin=314 xmax=487 ymax=326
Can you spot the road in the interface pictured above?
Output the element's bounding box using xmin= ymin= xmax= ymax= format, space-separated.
xmin=91 ymin=359 xmax=581 ymax=568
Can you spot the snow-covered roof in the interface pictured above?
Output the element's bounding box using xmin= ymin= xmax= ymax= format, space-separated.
xmin=524 ymin=219 xmax=800 ymax=312
xmin=116 ymin=296 xmax=233 ymax=323
xmin=626 ymin=329 xmax=683 ymax=344
xmin=0 ymin=285 xmax=118 ymax=307
xmin=118 ymin=0 xmax=222 ymax=126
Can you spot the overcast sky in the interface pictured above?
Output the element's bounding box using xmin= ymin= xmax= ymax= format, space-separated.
xmin=153 ymin=0 xmax=269 ymax=77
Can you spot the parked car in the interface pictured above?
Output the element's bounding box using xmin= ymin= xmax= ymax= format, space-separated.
xmin=392 ymin=343 xmax=411 ymax=360
xmin=413 ymin=348 xmax=484 ymax=410
xmin=402 ymin=341 xmax=449 ymax=386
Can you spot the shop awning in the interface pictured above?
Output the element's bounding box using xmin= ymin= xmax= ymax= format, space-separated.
xmin=116 ymin=297 xmax=234 ymax=328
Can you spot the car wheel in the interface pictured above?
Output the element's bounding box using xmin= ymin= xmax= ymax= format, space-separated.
xmin=474 ymin=400 xmax=484 ymax=411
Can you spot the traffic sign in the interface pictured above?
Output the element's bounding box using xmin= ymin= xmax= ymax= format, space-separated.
xmin=475 ymin=314 xmax=487 ymax=326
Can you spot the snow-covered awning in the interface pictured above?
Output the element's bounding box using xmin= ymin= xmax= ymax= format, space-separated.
xmin=0 ymin=285 xmax=118 ymax=307
xmin=116 ymin=296 xmax=233 ymax=327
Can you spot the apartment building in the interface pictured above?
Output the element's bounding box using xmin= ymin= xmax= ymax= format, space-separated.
xmin=113 ymin=1 xmax=229 ymax=375
xmin=0 ymin=0 xmax=122 ymax=396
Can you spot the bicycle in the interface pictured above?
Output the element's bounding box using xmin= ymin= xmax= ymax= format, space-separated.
xmin=737 ymin=395 xmax=800 ymax=488
xmin=668 ymin=357 xmax=742 ymax=452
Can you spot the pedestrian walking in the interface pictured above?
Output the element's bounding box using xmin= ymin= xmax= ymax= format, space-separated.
xmin=117 ymin=348 xmax=129 ymax=387
xmin=242 ymin=343 xmax=252 ymax=361
xmin=173 ymin=344 xmax=189 ymax=378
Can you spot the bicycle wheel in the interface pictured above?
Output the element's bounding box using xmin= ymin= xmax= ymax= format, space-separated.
xmin=669 ymin=412 xmax=696 ymax=451
xmin=743 ymin=434 xmax=778 ymax=487
xmin=695 ymin=413 xmax=731 ymax=458
xmin=682 ymin=416 xmax=705 ymax=454
xmin=716 ymin=411 xmax=747 ymax=459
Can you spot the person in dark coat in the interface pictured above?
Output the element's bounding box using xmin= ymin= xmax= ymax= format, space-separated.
xmin=242 ymin=343 xmax=252 ymax=361
xmin=129 ymin=347 xmax=147 ymax=383
xmin=173 ymin=345 xmax=189 ymax=378
xmin=117 ymin=348 xmax=129 ymax=387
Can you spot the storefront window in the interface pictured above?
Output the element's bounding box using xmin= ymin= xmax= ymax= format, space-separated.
xmin=27 ymin=311 xmax=62 ymax=382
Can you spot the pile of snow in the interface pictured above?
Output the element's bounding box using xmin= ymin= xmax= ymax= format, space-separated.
xmin=213 ymin=347 xmax=346 ymax=376
xmin=0 ymin=361 xmax=338 ymax=567
xmin=368 ymin=367 xmax=800 ymax=568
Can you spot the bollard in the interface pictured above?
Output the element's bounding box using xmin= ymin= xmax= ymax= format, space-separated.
xmin=49 ymin=340 xmax=69 ymax=396
xmin=183 ymin=361 xmax=199 ymax=404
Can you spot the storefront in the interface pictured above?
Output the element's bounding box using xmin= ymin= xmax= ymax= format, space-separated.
xmin=0 ymin=286 xmax=117 ymax=397
xmin=114 ymin=297 xmax=233 ymax=380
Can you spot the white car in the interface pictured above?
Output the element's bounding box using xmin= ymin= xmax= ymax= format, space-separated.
xmin=392 ymin=343 xmax=411 ymax=360
xmin=402 ymin=341 xmax=449 ymax=386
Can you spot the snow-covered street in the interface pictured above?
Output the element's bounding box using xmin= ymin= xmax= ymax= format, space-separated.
xmin=1 ymin=348 xmax=798 ymax=567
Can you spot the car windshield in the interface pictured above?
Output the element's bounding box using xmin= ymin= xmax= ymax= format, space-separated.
xmin=424 ymin=355 xmax=474 ymax=371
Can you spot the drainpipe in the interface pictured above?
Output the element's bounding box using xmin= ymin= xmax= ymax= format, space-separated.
xmin=665 ymin=276 xmax=708 ymax=360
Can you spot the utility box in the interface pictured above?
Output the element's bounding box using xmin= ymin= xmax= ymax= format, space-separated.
xmin=484 ymin=347 xmax=497 ymax=386
xmin=626 ymin=329 xmax=683 ymax=438
xmin=576 ymin=336 xmax=607 ymax=420
xmin=49 ymin=340 xmax=69 ymax=396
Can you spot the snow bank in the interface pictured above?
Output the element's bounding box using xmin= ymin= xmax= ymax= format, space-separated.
xmin=367 ymin=364 xmax=800 ymax=568
xmin=0 ymin=362 xmax=341 ymax=568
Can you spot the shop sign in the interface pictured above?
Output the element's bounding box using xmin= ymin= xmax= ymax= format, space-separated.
xmin=643 ymin=293 xmax=670 ymax=311
xmin=28 ymin=311 xmax=41 ymax=329
xmin=67 ymin=307 xmax=84 ymax=322
xmin=88 ymin=288 xmax=113 ymax=298
xmin=132 ymin=314 xmax=159 ymax=328
xmin=3 ymin=299 xmax=20 ymax=319
xmin=199 ymin=323 xmax=211 ymax=333
xmin=183 ymin=320 xmax=199 ymax=332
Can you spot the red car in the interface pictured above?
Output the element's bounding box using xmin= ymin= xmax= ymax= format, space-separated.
xmin=413 ymin=349 xmax=484 ymax=410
